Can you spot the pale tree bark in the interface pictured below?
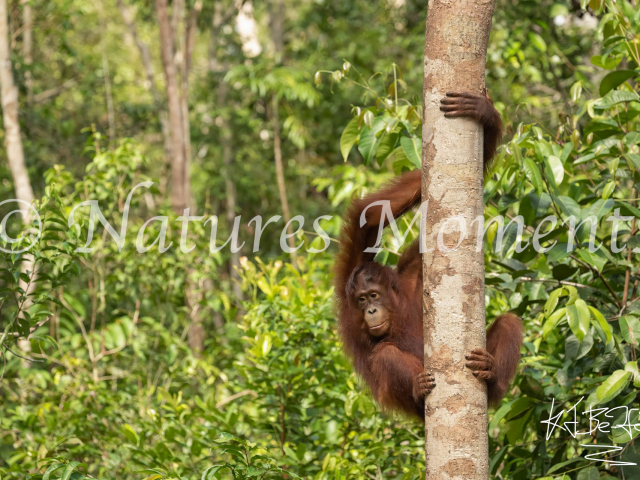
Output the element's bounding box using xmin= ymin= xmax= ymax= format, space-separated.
xmin=421 ymin=1 xmax=495 ymax=479
xmin=268 ymin=0 xmax=296 ymax=262
xmin=171 ymin=0 xmax=183 ymax=56
xmin=0 ymin=0 xmax=35 ymax=294
xmin=156 ymin=0 xmax=187 ymax=214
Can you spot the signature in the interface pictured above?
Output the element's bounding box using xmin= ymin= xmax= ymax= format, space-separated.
xmin=541 ymin=397 xmax=640 ymax=466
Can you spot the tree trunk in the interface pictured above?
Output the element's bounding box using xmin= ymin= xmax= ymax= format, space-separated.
xmin=22 ymin=0 xmax=32 ymax=109
xmin=421 ymin=1 xmax=495 ymax=479
xmin=115 ymin=0 xmax=173 ymax=196
xmin=218 ymin=79 xmax=243 ymax=301
xmin=179 ymin=2 xmax=201 ymax=211
xmin=156 ymin=0 xmax=187 ymax=214
xmin=269 ymin=0 xmax=284 ymax=63
xmin=271 ymin=96 xmax=296 ymax=261
xmin=211 ymin=4 xmax=244 ymax=303
xmin=268 ymin=0 xmax=296 ymax=262
xmin=99 ymin=14 xmax=116 ymax=144
xmin=0 ymin=0 xmax=33 ymax=210
xmin=0 ymin=0 xmax=35 ymax=294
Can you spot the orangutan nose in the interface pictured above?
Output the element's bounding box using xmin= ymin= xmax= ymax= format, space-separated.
xmin=368 ymin=308 xmax=377 ymax=315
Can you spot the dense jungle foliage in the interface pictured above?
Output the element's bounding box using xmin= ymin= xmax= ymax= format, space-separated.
xmin=2 ymin=0 xmax=640 ymax=479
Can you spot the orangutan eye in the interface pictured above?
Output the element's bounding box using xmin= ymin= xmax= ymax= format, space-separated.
xmin=358 ymin=296 xmax=365 ymax=302
xmin=370 ymin=293 xmax=378 ymax=299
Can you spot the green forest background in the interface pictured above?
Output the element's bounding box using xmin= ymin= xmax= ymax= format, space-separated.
xmin=2 ymin=0 xmax=640 ymax=478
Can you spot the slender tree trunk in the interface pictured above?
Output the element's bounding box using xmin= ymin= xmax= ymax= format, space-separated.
xmin=156 ymin=0 xmax=187 ymax=213
xmin=0 ymin=0 xmax=33 ymax=209
xmin=218 ymin=78 xmax=243 ymax=301
xmin=269 ymin=0 xmax=284 ymax=63
xmin=421 ymin=1 xmax=495 ymax=478
xmin=171 ymin=0 xmax=183 ymax=56
xmin=116 ymin=0 xmax=161 ymax=103
xmin=211 ymin=4 xmax=244 ymax=303
xmin=0 ymin=0 xmax=35 ymax=294
xmin=271 ymin=96 xmax=296 ymax=260
xmin=179 ymin=2 xmax=200 ymax=211
xmin=268 ymin=0 xmax=296 ymax=261
xmin=22 ymin=0 xmax=32 ymax=110
xmin=99 ymin=14 xmax=116 ymax=144
xmin=116 ymin=0 xmax=173 ymax=193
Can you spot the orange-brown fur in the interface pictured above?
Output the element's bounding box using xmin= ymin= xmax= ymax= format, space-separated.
xmin=334 ymin=92 xmax=522 ymax=420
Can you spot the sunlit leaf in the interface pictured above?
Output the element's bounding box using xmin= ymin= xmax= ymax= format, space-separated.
xmin=588 ymin=306 xmax=612 ymax=344
xmin=599 ymin=70 xmax=637 ymax=96
xmin=523 ymin=158 xmax=544 ymax=194
xmin=400 ymin=136 xmax=421 ymax=168
xmin=596 ymin=370 xmax=631 ymax=404
xmin=340 ymin=117 xmax=360 ymax=161
xmin=620 ymin=315 xmax=640 ymax=346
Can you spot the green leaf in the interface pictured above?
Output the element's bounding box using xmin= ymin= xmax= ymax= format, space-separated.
xmin=545 ymin=155 xmax=564 ymax=186
xmin=546 ymin=457 xmax=586 ymax=475
xmin=599 ymin=70 xmax=637 ymax=96
xmin=576 ymin=466 xmax=600 ymax=480
xmin=543 ymin=307 xmax=567 ymax=338
xmin=588 ymin=306 xmax=612 ymax=344
xmin=390 ymin=146 xmax=413 ymax=174
xmin=560 ymin=142 xmax=574 ymax=163
xmin=547 ymin=243 xmax=574 ymax=262
xmin=584 ymin=198 xmax=614 ymax=221
xmin=363 ymin=110 xmax=374 ymax=127
xmin=555 ymin=196 xmax=581 ymax=221
xmin=591 ymin=54 xmax=621 ymax=70
xmin=202 ymin=466 xmax=225 ymax=480
xmin=488 ymin=399 xmax=516 ymax=431
xmin=565 ymin=334 xmax=593 ymax=360
xmin=550 ymin=3 xmax=569 ymax=16
xmin=528 ymin=32 xmax=547 ymax=52
xmin=620 ymin=315 xmax=640 ymax=346
xmin=566 ymin=286 xmax=578 ymax=306
xmin=595 ymin=90 xmax=639 ymax=109
xmin=624 ymin=131 xmax=640 ymax=145
xmin=357 ymin=127 xmax=379 ymax=164
xmin=625 ymin=361 xmax=640 ymax=387
xmin=570 ymin=81 xmax=582 ymax=102
xmin=400 ymin=136 xmax=421 ymax=168
xmin=566 ymin=302 xmax=589 ymax=341
xmin=577 ymin=249 xmax=608 ymax=272
xmin=523 ymin=158 xmax=544 ymax=193
xmin=544 ymin=288 xmax=563 ymax=317
xmin=123 ymin=424 xmax=139 ymax=445
xmin=43 ymin=464 xmax=64 ymax=480
xmin=596 ymin=370 xmax=631 ymax=404
xmin=340 ymin=117 xmax=360 ymax=161
xmin=602 ymin=181 xmax=615 ymax=199
xmin=625 ymin=153 xmax=640 ymax=170
xmin=615 ymin=200 xmax=640 ymax=219
xmin=376 ymin=132 xmax=399 ymax=163
xmin=520 ymin=375 xmax=544 ymax=399
xmin=358 ymin=117 xmax=386 ymax=164
xmin=61 ymin=462 xmax=84 ymax=480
